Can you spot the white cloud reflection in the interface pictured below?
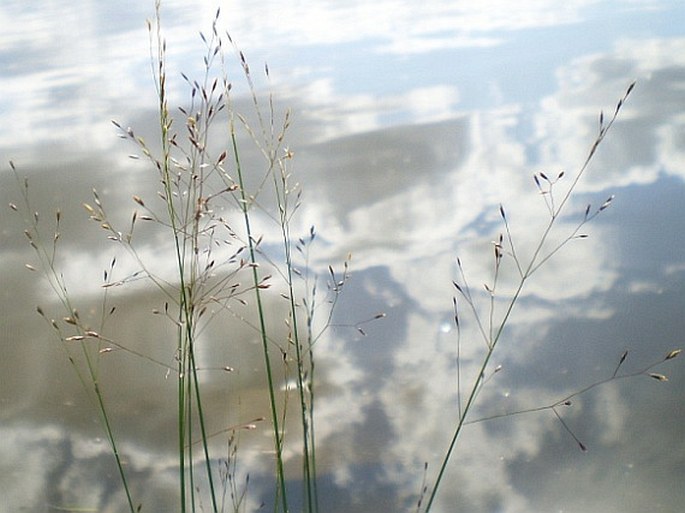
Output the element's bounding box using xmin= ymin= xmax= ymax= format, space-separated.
xmin=2 ymin=1 xmax=684 ymax=511
xmin=218 ymin=0 xmax=596 ymax=54
xmin=2 ymin=0 xmax=670 ymax=152
xmin=535 ymin=37 xmax=685 ymax=191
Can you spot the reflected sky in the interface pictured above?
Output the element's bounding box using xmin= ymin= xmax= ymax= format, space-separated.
xmin=1 ymin=1 xmax=684 ymax=513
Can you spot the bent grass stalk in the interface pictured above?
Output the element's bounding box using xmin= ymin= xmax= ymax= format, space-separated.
xmin=421 ymin=81 xmax=681 ymax=512
xmin=10 ymin=167 xmax=138 ymax=513
xmin=423 ymin=91 xmax=610 ymax=510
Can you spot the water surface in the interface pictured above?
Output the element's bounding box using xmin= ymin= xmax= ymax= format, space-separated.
xmin=1 ymin=2 xmax=684 ymax=512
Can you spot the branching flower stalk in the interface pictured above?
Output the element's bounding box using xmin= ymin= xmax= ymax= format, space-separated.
xmin=148 ymin=4 xmax=220 ymax=512
xmin=465 ymin=348 xmax=682 ymax=430
xmin=10 ymin=166 xmax=138 ymax=513
xmin=422 ymin=83 xmax=644 ymax=512
xmin=275 ymin=135 xmax=319 ymax=513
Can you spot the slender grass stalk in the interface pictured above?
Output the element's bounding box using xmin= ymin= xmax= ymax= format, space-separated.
xmin=10 ymin=166 xmax=137 ymax=513
xmin=276 ymin=151 xmax=318 ymax=513
xmin=251 ymin=60 xmax=319 ymax=512
xmin=229 ymin=119 xmax=289 ymax=513
xmin=422 ymin=82 xmax=637 ymax=513
xmin=222 ymin=28 xmax=326 ymax=513
xmin=149 ymin=4 xmax=219 ymax=511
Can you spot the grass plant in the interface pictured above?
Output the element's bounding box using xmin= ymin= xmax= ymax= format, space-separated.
xmin=10 ymin=165 xmax=137 ymax=513
xmin=417 ymin=82 xmax=681 ymax=512
xmin=11 ymin=4 xmax=346 ymax=512
xmin=8 ymin=3 xmax=681 ymax=513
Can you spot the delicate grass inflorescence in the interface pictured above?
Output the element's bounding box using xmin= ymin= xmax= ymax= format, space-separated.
xmin=418 ymin=80 xmax=681 ymax=513
xmin=8 ymin=4 xmax=681 ymax=513
xmin=11 ymin=4 xmax=354 ymax=513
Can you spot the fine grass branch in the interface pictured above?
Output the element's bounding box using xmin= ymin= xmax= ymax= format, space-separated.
xmin=463 ymin=348 xmax=683 ymax=451
xmin=420 ymin=81 xmax=680 ymax=513
xmin=9 ymin=164 xmax=138 ymax=513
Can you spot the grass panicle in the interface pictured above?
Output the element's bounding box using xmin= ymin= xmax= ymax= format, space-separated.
xmin=10 ymin=162 xmax=138 ymax=513
xmin=419 ymin=81 xmax=680 ymax=512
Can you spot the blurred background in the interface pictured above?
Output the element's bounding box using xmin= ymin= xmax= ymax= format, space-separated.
xmin=1 ymin=1 xmax=684 ymax=512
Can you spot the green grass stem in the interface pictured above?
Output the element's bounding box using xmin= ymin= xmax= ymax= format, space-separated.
xmin=230 ymin=121 xmax=289 ymax=513
xmin=422 ymin=82 xmax=636 ymax=513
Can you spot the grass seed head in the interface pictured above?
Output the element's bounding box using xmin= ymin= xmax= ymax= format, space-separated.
xmin=665 ymin=349 xmax=681 ymax=360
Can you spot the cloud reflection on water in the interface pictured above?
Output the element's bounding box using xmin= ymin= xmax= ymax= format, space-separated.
xmin=1 ymin=1 xmax=684 ymax=512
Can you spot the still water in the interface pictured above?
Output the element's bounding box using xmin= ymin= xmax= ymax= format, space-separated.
xmin=1 ymin=1 xmax=684 ymax=512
